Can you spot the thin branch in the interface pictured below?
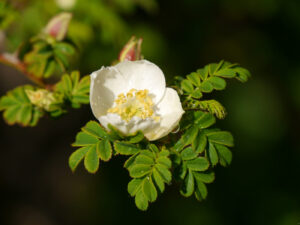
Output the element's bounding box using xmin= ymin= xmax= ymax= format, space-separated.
xmin=0 ymin=54 xmax=47 ymax=88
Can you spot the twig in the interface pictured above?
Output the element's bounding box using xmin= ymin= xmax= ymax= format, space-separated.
xmin=0 ymin=54 xmax=47 ymax=88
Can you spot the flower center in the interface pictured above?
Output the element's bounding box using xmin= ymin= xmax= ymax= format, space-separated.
xmin=107 ymin=89 xmax=160 ymax=122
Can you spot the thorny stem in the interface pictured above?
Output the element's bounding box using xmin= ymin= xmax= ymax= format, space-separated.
xmin=0 ymin=54 xmax=49 ymax=89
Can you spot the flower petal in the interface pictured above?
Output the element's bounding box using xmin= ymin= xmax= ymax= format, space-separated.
xmin=114 ymin=60 xmax=166 ymax=104
xmin=90 ymin=67 xmax=128 ymax=118
xmin=145 ymin=88 xmax=184 ymax=141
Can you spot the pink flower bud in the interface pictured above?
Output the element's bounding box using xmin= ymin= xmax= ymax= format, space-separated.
xmin=44 ymin=13 xmax=72 ymax=41
xmin=118 ymin=36 xmax=143 ymax=62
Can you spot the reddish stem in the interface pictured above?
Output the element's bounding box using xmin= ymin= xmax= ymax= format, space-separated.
xmin=0 ymin=54 xmax=47 ymax=88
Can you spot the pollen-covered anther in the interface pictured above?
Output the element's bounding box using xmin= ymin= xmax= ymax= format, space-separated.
xmin=107 ymin=88 xmax=159 ymax=122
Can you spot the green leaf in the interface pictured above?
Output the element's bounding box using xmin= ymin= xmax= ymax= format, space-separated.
xmin=209 ymin=63 xmax=219 ymax=75
xmin=194 ymin=111 xmax=216 ymax=128
xmin=96 ymin=139 xmax=112 ymax=161
xmin=73 ymin=131 xmax=99 ymax=146
xmin=187 ymin=72 xmax=201 ymax=86
xmin=200 ymin=80 xmax=213 ymax=93
xmin=156 ymin=156 xmax=172 ymax=168
xmin=215 ymin=144 xmax=232 ymax=167
xmin=149 ymin=144 xmax=160 ymax=153
xmin=152 ymin=169 xmax=165 ymax=193
xmin=194 ymin=180 xmax=208 ymax=201
xmin=207 ymin=131 xmax=234 ymax=147
xmin=54 ymin=42 xmax=75 ymax=55
xmin=54 ymin=49 xmax=69 ymax=70
xmin=191 ymin=88 xmax=203 ymax=99
xmin=44 ymin=60 xmax=57 ymax=78
xmin=135 ymin=154 xmax=154 ymax=165
xmin=129 ymin=164 xmax=152 ymax=178
xmin=55 ymin=71 xmax=90 ymax=107
xmin=234 ymin=67 xmax=251 ymax=82
xmin=181 ymin=79 xmax=194 ymax=93
xmin=175 ymin=161 xmax=187 ymax=180
xmin=82 ymin=121 xmax=109 ymax=139
xmin=214 ymin=68 xmax=236 ymax=78
xmin=192 ymin=131 xmax=207 ymax=154
xmin=158 ymin=149 xmax=170 ymax=157
xmin=180 ymin=170 xmax=194 ymax=197
xmin=128 ymin=131 xmax=144 ymax=143
xmin=197 ymin=67 xmax=209 ymax=80
xmin=208 ymin=76 xmax=226 ymax=90
xmin=186 ymin=157 xmax=209 ymax=171
xmin=135 ymin=189 xmax=149 ymax=211
xmin=173 ymin=126 xmax=198 ymax=152
xmin=124 ymin=153 xmax=138 ymax=169
xmin=114 ymin=142 xmax=141 ymax=155
xmin=207 ymin=142 xmax=219 ymax=167
xmin=143 ymin=178 xmax=157 ymax=202
xmin=181 ymin=147 xmax=198 ymax=160
xmin=84 ymin=145 xmax=99 ymax=173
xmin=193 ymin=171 xmax=215 ymax=183
xmin=108 ymin=124 xmax=125 ymax=140
xmin=69 ymin=146 xmax=90 ymax=172
xmin=155 ymin=164 xmax=172 ymax=183
xmin=128 ymin=178 xmax=143 ymax=197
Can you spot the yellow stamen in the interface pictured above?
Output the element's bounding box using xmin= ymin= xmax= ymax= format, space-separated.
xmin=107 ymin=89 xmax=160 ymax=122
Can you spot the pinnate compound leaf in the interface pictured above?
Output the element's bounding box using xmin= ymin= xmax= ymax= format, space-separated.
xmin=0 ymin=86 xmax=43 ymax=126
xmin=70 ymin=121 xmax=112 ymax=173
xmin=55 ymin=71 xmax=90 ymax=107
xmin=127 ymin=147 xmax=172 ymax=210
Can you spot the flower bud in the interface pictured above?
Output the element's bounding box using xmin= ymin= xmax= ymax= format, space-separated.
xmin=118 ymin=36 xmax=143 ymax=62
xmin=55 ymin=0 xmax=76 ymax=10
xmin=44 ymin=12 xmax=72 ymax=41
xmin=26 ymin=89 xmax=57 ymax=111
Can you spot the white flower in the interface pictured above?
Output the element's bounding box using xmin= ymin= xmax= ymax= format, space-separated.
xmin=55 ymin=0 xmax=76 ymax=10
xmin=90 ymin=60 xmax=184 ymax=141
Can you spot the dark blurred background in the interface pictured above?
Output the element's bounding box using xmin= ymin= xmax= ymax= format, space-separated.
xmin=1 ymin=0 xmax=300 ymax=225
